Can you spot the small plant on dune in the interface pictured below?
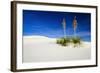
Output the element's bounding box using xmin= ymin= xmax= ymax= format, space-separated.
xmin=71 ymin=37 xmax=81 ymax=47
xmin=56 ymin=37 xmax=70 ymax=46
xmin=60 ymin=38 xmax=67 ymax=46
xmin=56 ymin=39 xmax=61 ymax=44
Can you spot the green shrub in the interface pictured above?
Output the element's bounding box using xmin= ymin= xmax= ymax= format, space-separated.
xmin=56 ymin=37 xmax=70 ymax=46
xmin=71 ymin=37 xmax=81 ymax=47
xmin=56 ymin=39 xmax=60 ymax=44
xmin=56 ymin=37 xmax=81 ymax=47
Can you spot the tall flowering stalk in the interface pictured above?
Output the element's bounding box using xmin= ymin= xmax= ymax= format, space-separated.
xmin=62 ymin=18 xmax=66 ymax=38
xmin=73 ymin=16 xmax=77 ymax=37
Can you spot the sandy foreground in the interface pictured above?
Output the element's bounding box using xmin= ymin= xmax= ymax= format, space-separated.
xmin=23 ymin=36 xmax=91 ymax=63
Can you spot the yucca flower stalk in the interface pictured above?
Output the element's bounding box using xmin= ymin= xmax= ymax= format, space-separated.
xmin=73 ymin=16 xmax=77 ymax=37
xmin=62 ymin=18 xmax=66 ymax=39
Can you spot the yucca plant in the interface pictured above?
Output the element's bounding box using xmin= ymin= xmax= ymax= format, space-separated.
xmin=60 ymin=38 xmax=67 ymax=46
xmin=71 ymin=37 xmax=81 ymax=47
xmin=56 ymin=37 xmax=70 ymax=46
xmin=56 ymin=39 xmax=61 ymax=44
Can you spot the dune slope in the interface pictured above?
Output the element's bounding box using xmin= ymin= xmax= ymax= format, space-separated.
xmin=23 ymin=36 xmax=91 ymax=63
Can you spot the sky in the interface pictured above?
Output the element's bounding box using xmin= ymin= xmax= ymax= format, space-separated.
xmin=23 ymin=10 xmax=91 ymax=41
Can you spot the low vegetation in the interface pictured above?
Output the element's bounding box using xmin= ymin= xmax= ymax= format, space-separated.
xmin=56 ymin=37 xmax=81 ymax=47
xmin=71 ymin=37 xmax=81 ymax=47
xmin=57 ymin=37 xmax=70 ymax=46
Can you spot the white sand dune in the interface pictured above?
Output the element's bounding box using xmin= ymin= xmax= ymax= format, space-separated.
xmin=23 ymin=36 xmax=91 ymax=63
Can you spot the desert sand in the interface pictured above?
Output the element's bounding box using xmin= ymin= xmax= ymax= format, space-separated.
xmin=23 ymin=36 xmax=91 ymax=63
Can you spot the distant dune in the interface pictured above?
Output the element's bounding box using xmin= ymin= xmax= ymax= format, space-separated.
xmin=23 ymin=35 xmax=91 ymax=63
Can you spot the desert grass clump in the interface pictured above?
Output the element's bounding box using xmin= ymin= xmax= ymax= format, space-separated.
xmin=56 ymin=37 xmax=70 ymax=46
xmin=71 ymin=37 xmax=81 ymax=47
xmin=56 ymin=37 xmax=81 ymax=47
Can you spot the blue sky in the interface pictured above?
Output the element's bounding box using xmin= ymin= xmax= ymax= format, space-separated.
xmin=23 ymin=10 xmax=91 ymax=41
